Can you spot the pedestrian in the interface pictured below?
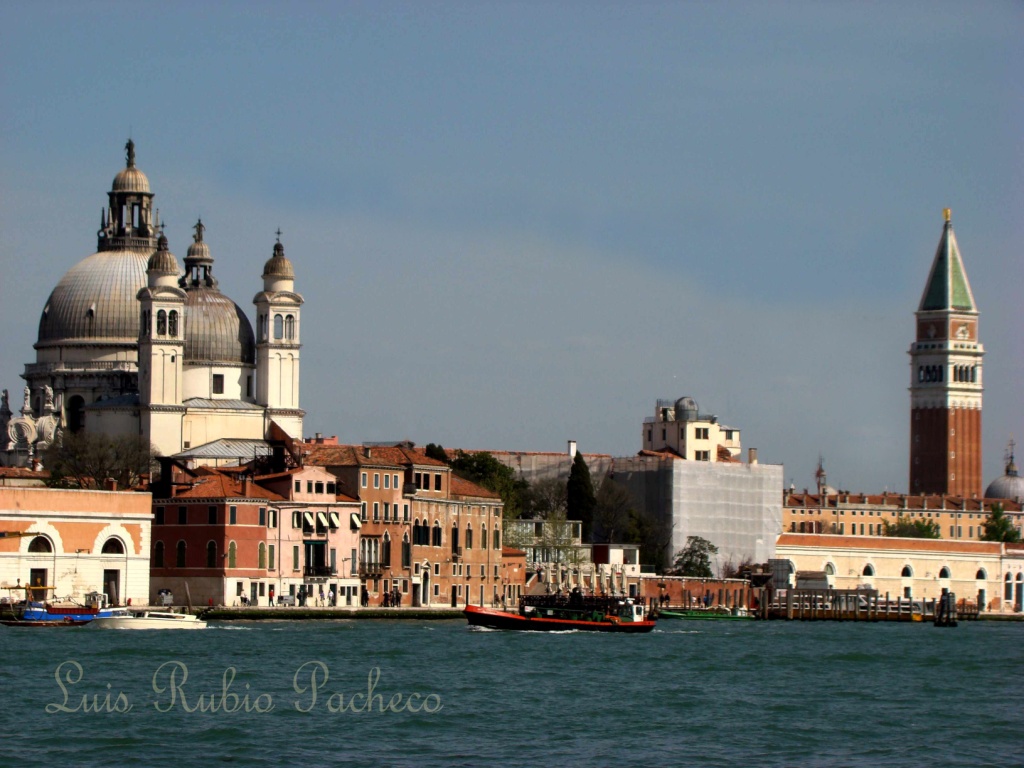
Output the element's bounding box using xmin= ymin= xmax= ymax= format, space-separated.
xmin=319 ymin=587 xmax=325 ymax=607
xmin=269 ymin=586 xmax=275 ymax=607
xmin=328 ymin=588 xmax=334 ymax=607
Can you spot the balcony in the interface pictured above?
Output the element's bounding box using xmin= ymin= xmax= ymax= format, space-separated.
xmin=303 ymin=565 xmax=337 ymax=580
xmin=358 ymin=561 xmax=383 ymax=577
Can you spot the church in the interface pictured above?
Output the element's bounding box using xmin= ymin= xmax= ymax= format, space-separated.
xmin=0 ymin=140 xmax=304 ymax=465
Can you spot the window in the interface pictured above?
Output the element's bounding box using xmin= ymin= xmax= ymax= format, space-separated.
xmin=228 ymin=542 xmax=237 ymax=568
xmin=212 ymin=374 xmax=224 ymax=394
xmin=383 ymin=502 xmax=390 ymax=522
xmin=209 ymin=507 xmax=218 ymax=525
xmin=259 ymin=507 xmax=266 ymax=526
xmin=403 ymin=504 xmax=409 ymax=522
xmin=361 ymin=502 xmax=367 ymax=522
xmin=373 ymin=502 xmax=380 ymax=521
xmin=384 ymin=474 xmax=390 ymax=489
xmin=432 ymin=523 xmax=442 ymax=547
xmin=176 ymin=541 xmax=186 ymax=568
xmin=295 ymin=480 xmax=301 ymax=493
xmin=483 ymin=526 xmax=488 ymax=550
xmin=206 ymin=541 xmax=217 ymax=568
xmin=258 ymin=543 xmax=267 ymax=569
xmin=393 ymin=474 xmax=400 ymax=489
xmin=168 ymin=310 xmax=178 ymax=337
xmin=382 ymin=534 xmax=391 ymax=568
xmin=361 ymin=472 xmax=367 ymax=488
xmin=493 ymin=529 xmax=500 ymax=550
xmin=315 ymin=482 xmax=324 ymax=494
xmin=327 ymin=482 xmax=336 ymax=495
xmin=374 ymin=473 xmax=380 ymax=489
xmin=285 ymin=314 xmax=295 ymax=340
xmin=155 ymin=507 xmax=164 ymax=525
xmin=415 ymin=472 xmax=422 ymax=488
xmin=154 ymin=541 xmax=164 ymax=568
xmin=466 ymin=528 xmax=473 ymax=550
xmin=434 ymin=474 xmax=442 ymax=491
xmin=229 ymin=506 xmax=237 ymax=525
xmin=293 ymin=545 xmax=300 ymax=571
xmin=274 ymin=314 xmax=284 ymax=339
xmin=901 ymin=565 xmax=913 ymax=578
xmin=401 ymin=535 xmax=410 ymax=568
xmin=178 ymin=507 xmax=187 ymax=525
xmin=292 ymin=511 xmax=302 ymax=528
xmin=695 ymin=450 xmax=710 ymax=461
xmin=246 ymin=375 xmax=252 ymax=398
xmin=862 ymin=564 xmax=874 ymax=577
xmin=157 ymin=309 xmax=167 ymax=335
xmin=939 ymin=566 xmax=951 ymax=579
xmin=696 ymin=427 xmax=709 ymax=440
xmin=307 ymin=481 xmax=313 ymax=493
xmin=269 ymin=544 xmax=275 ymax=571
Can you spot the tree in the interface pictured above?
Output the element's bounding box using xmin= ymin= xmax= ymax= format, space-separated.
xmin=592 ymin=476 xmax=636 ymax=544
xmin=882 ymin=515 xmax=941 ymax=539
xmin=566 ymin=451 xmax=596 ymax=541
xmin=522 ymin=476 xmax=567 ymax=520
xmin=670 ymin=536 xmax=718 ymax=577
xmin=981 ymin=504 xmax=1022 ymax=543
xmin=424 ymin=443 xmax=448 ymax=463
xmin=448 ymin=450 xmax=528 ymax=518
xmin=626 ymin=506 xmax=673 ymax=574
xmin=45 ymin=432 xmax=157 ymax=490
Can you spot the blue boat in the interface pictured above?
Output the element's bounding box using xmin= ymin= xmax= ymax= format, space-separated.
xmin=1 ymin=598 xmax=119 ymax=627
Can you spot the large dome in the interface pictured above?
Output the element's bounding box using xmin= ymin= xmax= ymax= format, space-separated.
xmin=37 ymin=249 xmax=150 ymax=345
xmin=986 ymin=454 xmax=1023 ymax=503
xmin=182 ymin=289 xmax=256 ymax=365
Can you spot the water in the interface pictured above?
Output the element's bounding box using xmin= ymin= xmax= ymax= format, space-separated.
xmin=1 ymin=619 xmax=1020 ymax=767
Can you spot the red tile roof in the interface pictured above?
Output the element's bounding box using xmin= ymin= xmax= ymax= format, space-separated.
xmin=449 ymin=475 xmax=500 ymax=500
xmin=172 ymin=470 xmax=283 ymax=501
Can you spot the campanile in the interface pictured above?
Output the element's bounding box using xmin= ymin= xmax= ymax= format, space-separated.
xmin=909 ymin=209 xmax=984 ymax=497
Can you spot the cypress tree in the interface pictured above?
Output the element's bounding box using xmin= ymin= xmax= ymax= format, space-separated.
xmin=566 ymin=451 xmax=596 ymax=542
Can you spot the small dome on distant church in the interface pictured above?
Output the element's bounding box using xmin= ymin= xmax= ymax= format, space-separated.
xmin=986 ymin=442 xmax=1024 ymax=502
xmin=262 ymin=238 xmax=294 ymax=279
xmin=147 ymin=233 xmax=179 ymax=274
xmin=111 ymin=139 xmax=151 ymax=193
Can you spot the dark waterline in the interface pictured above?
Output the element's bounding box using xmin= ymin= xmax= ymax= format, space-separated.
xmin=1 ymin=620 xmax=1020 ymax=767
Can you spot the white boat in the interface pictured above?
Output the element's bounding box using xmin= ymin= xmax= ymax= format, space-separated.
xmin=88 ymin=608 xmax=207 ymax=629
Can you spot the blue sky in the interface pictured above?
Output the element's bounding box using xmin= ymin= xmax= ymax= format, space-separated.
xmin=1 ymin=2 xmax=1021 ymax=492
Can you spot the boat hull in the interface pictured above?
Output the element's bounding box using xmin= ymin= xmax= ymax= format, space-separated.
xmin=658 ymin=609 xmax=754 ymax=621
xmin=0 ymin=603 xmax=116 ymax=627
xmin=464 ymin=604 xmax=656 ymax=633
xmin=88 ymin=610 xmax=207 ymax=629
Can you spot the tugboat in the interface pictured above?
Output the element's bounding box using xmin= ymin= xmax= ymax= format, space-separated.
xmin=464 ymin=589 xmax=656 ymax=633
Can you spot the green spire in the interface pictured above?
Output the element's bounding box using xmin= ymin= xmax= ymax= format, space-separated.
xmin=918 ymin=209 xmax=977 ymax=312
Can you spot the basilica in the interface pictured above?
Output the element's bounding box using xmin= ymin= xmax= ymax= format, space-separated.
xmin=0 ymin=141 xmax=304 ymax=465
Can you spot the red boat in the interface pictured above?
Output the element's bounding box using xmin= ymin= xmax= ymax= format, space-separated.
xmin=464 ymin=593 xmax=656 ymax=633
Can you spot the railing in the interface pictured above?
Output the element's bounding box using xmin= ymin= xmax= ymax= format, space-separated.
xmin=303 ymin=565 xmax=336 ymax=578
xmin=24 ymin=361 xmax=136 ymax=375
xmin=358 ymin=562 xmax=383 ymax=577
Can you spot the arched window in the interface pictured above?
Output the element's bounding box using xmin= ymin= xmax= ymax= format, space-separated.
xmin=67 ymin=395 xmax=86 ymax=433
xmin=176 ymin=540 xmax=186 ymax=568
xmin=285 ymin=314 xmax=295 ymax=340
xmin=493 ymin=528 xmax=500 ymax=550
xmin=432 ymin=522 xmax=442 ymax=547
xmin=228 ymin=541 xmax=237 ymax=569
xmin=157 ymin=309 xmax=167 ymax=336
xmin=168 ymin=310 xmax=178 ymax=337
xmin=401 ymin=533 xmax=411 ymax=568
xmin=101 ymin=538 xmax=125 ymax=555
xmin=824 ymin=563 xmax=836 ymax=576
xmin=862 ymin=564 xmax=875 ymax=577
xmin=207 ymin=541 xmax=217 ymax=568
xmin=975 ymin=569 xmax=987 ymax=580
xmin=154 ymin=541 xmax=164 ymax=568
xmin=482 ymin=525 xmax=488 ymax=550
xmin=465 ymin=527 xmax=473 ymax=550
xmin=258 ymin=542 xmax=266 ymax=569
xmin=28 ymin=535 xmax=53 ymax=553
xmin=382 ymin=534 xmax=391 ymax=568
xmin=939 ymin=566 xmax=951 ymax=579
xmin=273 ymin=314 xmax=284 ymax=340
xmin=901 ymin=565 xmax=913 ymax=578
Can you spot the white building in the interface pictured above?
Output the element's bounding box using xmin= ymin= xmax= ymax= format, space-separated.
xmin=642 ymin=396 xmax=741 ymax=461
xmin=1 ymin=140 xmax=303 ymax=466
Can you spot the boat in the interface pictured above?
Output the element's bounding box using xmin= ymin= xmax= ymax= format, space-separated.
xmin=87 ymin=608 xmax=207 ymax=629
xmin=0 ymin=600 xmax=119 ymax=627
xmin=657 ymin=606 xmax=755 ymax=621
xmin=464 ymin=592 xmax=656 ymax=633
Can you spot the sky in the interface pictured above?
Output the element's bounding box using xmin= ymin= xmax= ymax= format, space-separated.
xmin=1 ymin=2 xmax=1021 ymax=494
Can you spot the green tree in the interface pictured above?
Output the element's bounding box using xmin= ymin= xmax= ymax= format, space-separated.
xmin=522 ymin=476 xmax=567 ymax=520
xmin=592 ymin=476 xmax=635 ymax=544
xmin=45 ymin=432 xmax=157 ymax=490
xmin=981 ymin=503 xmax=1022 ymax=543
xmin=566 ymin=451 xmax=596 ymax=541
xmin=448 ymin=450 xmax=528 ymax=518
xmin=670 ymin=536 xmax=718 ymax=577
xmin=882 ymin=515 xmax=941 ymax=539
xmin=424 ymin=443 xmax=448 ymax=463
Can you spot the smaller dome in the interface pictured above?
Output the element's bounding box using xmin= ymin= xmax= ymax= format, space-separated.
xmin=187 ymin=239 xmax=211 ymax=261
xmin=262 ymin=240 xmax=294 ymax=279
xmin=986 ymin=451 xmax=1024 ymax=502
xmin=147 ymin=235 xmax=179 ymax=274
xmin=112 ymin=166 xmax=151 ymax=194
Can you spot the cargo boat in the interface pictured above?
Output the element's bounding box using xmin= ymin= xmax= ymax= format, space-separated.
xmin=464 ymin=592 xmax=656 ymax=633
xmin=657 ymin=607 xmax=755 ymax=621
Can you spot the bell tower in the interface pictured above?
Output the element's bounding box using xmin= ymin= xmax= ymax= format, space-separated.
xmin=254 ymin=233 xmax=304 ymax=438
xmin=909 ymin=209 xmax=984 ymax=497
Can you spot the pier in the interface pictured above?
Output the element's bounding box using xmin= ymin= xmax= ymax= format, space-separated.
xmin=758 ymin=588 xmax=979 ymax=623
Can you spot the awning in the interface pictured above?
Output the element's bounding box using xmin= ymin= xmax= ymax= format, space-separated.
xmin=317 ymin=512 xmax=328 ymax=529
xmin=350 ymin=513 xmax=362 ymax=530
xmin=303 ymin=512 xmax=314 ymax=527
xmin=329 ymin=512 xmax=340 ymax=529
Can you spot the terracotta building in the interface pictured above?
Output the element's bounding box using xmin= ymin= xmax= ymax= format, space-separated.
xmin=909 ymin=209 xmax=984 ymax=496
xmin=302 ymin=442 xmax=505 ymax=607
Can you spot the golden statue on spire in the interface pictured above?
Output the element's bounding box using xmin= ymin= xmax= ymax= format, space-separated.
xmin=943 ymin=207 xmax=951 ymax=222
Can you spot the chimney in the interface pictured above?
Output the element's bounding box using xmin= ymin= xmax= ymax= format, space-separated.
xmin=568 ymin=440 xmax=577 ymax=459
xmin=748 ymin=448 xmax=758 ymax=465
xmin=242 ymin=477 xmax=252 ymax=497
xmin=315 ymin=432 xmax=322 ymax=441
xmin=104 ymin=478 xmax=117 ymax=492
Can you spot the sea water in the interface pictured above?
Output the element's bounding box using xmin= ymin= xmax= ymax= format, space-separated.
xmin=0 ymin=619 xmax=1020 ymax=767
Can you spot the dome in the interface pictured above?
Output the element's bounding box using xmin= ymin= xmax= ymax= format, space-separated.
xmin=37 ymin=249 xmax=150 ymax=344
xmin=147 ymin=235 xmax=179 ymax=274
xmin=112 ymin=165 xmax=151 ymax=194
xmin=986 ymin=453 xmax=1024 ymax=502
xmin=182 ymin=289 xmax=256 ymax=365
xmin=262 ymin=240 xmax=294 ymax=279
